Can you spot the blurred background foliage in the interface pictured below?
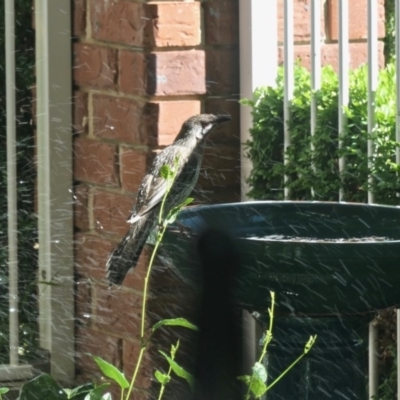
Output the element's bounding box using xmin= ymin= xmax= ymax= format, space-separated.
xmin=0 ymin=0 xmax=38 ymax=363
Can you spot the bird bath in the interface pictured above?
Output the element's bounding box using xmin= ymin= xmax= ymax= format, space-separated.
xmin=162 ymin=201 xmax=400 ymax=314
xmin=160 ymin=201 xmax=400 ymax=398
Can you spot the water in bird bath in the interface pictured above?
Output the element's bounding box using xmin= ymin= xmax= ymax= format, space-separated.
xmin=245 ymin=234 xmax=394 ymax=242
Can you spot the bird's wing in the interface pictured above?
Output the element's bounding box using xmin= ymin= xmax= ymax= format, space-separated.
xmin=132 ymin=145 xmax=189 ymax=219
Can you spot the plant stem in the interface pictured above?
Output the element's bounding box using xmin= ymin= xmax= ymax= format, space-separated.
xmin=265 ymin=335 xmax=317 ymax=393
xmin=245 ymin=291 xmax=275 ymax=400
xmin=125 ymin=347 xmax=145 ymax=399
xmin=265 ymin=353 xmax=306 ymax=392
xmin=259 ymin=291 xmax=275 ymax=362
xmin=157 ymin=366 xmax=172 ymax=400
xmin=157 ymin=340 xmax=179 ymax=400
xmin=125 ymin=169 xmax=175 ymax=400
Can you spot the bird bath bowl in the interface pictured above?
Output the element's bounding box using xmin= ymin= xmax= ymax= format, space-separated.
xmin=161 ymin=201 xmax=400 ymax=315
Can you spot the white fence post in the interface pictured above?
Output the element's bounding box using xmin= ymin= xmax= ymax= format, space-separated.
xmin=338 ymin=0 xmax=349 ymax=201
xmin=283 ymin=0 xmax=294 ymax=200
xmin=367 ymin=0 xmax=378 ymax=204
xmin=5 ymin=0 xmax=20 ymax=368
xmin=35 ymin=0 xmax=74 ymax=383
xmin=239 ymin=0 xmax=278 ymax=201
xmin=239 ymin=0 xmax=278 ymax=375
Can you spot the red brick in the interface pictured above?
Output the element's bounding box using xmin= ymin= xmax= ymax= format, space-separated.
xmin=92 ymin=95 xmax=148 ymax=145
xmin=203 ymin=0 xmax=239 ymax=45
xmin=205 ymin=98 xmax=240 ymax=143
xmin=73 ymin=91 xmax=88 ymax=134
xmin=74 ymin=137 xmax=118 ymax=186
xmin=278 ymin=41 xmax=385 ymax=70
xmin=73 ymin=0 xmax=86 ymax=37
xmin=120 ymin=148 xmax=149 ymax=193
xmin=147 ymin=51 xmax=206 ymax=96
xmin=328 ymin=0 xmax=385 ymax=41
xmin=277 ymin=0 xmax=325 ymax=43
xmin=75 ymin=233 xmax=114 ymax=280
xmin=76 ymin=326 xmax=123 ymax=380
xmin=205 ymin=49 xmax=239 ymax=95
xmin=75 ymin=279 xmax=92 ymax=326
xmin=146 ymin=2 xmax=201 ymax=47
xmin=90 ymin=0 xmax=146 ymax=45
xmin=92 ymin=284 xmax=144 ymax=338
xmin=123 ymin=340 xmax=152 ymax=388
xmin=73 ymin=43 xmax=118 ymax=89
xmin=118 ymin=51 xmax=148 ymax=95
xmin=146 ymin=101 xmax=201 ymax=146
xmin=74 ymin=184 xmax=90 ymax=231
xmin=92 ymin=190 xmax=133 ymax=237
xmin=132 ymin=390 xmax=151 ymax=400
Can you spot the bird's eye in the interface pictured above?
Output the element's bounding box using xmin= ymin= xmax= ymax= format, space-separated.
xmin=201 ymin=122 xmax=212 ymax=131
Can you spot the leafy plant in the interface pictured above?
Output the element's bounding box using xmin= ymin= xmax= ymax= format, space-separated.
xmin=0 ymin=387 xmax=9 ymax=400
xmin=384 ymin=0 xmax=395 ymax=63
xmin=244 ymin=62 xmax=400 ymax=204
xmin=14 ymin=162 xmax=197 ymax=399
xmin=239 ymin=291 xmax=317 ymax=399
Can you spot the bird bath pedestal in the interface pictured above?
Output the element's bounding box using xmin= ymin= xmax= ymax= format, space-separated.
xmin=161 ymin=201 xmax=400 ymax=399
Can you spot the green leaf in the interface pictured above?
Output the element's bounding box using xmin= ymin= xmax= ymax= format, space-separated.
xmin=83 ymin=385 xmax=111 ymax=400
xmin=237 ymin=375 xmax=251 ymax=384
xmin=0 ymin=388 xmax=9 ymax=395
xmin=159 ymin=351 xmax=194 ymax=389
xmin=249 ymin=377 xmax=267 ymax=398
xmin=252 ymin=362 xmax=268 ymax=383
xmin=238 ymin=374 xmax=267 ymax=398
xmin=160 ymin=165 xmax=174 ymax=180
xmin=65 ymin=383 xmax=94 ymax=399
xmin=304 ymin=335 xmax=318 ymax=353
xmin=165 ymin=198 xmax=194 ymax=225
xmin=19 ymin=373 xmax=68 ymax=400
xmin=152 ymin=318 xmax=198 ymax=333
xmin=92 ymin=356 xmax=129 ymax=389
xmin=154 ymin=370 xmax=171 ymax=385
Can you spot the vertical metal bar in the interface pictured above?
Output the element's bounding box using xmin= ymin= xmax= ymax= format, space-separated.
xmin=310 ymin=0 xmax=321 ymax=198
xmin=368 ymin=321 xmax=378 ymax=398
xmin=284 ymin=0 xmax=294 ymax=200
xmin=35 ymin=0 xmax=74 ymax=383
xmin=239 ymin=0 xmax=277 ymax=374
xmin=396 ymin=0 xmax=400 ymax=166
xmin=397 ymin=310 xmax=400 ymax=400
xmin=338 ymin=0 xmax=349 ymax=201
xmin=5 ymin=0 xmax=19 ymax=367
xmin=240 ymin=0 xmax=278 ymax=201
xmin=367 ymin=0 xmax=378 ymax=204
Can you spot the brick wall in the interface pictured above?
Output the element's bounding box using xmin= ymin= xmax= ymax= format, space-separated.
xmin=278 ymin=0 xmax=386 ymax=69
xmin=72 ymin=0 xmax=239 ymax=398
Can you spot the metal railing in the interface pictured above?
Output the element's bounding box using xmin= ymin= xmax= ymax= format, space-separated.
xmin=0 ymin=0 xmax=74 ymax=385
xmin=239 ymin=0 xmax=400 ymax=398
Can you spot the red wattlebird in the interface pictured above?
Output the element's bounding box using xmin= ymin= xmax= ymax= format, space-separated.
xmin=106 ymin=114 xmax=232 ymax=285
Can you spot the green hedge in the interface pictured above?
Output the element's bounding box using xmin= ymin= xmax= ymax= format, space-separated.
xmin=243 ymin=63 xmax=400 ymax=205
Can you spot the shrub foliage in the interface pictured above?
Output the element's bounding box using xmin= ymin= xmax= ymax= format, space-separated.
xmin=244 ymin=63 xmax=400 ymax=205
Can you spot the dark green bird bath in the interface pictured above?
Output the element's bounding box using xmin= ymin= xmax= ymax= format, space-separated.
xmin=162 ymin=201 xmax=400 ymax=315
xmin=160 ymin=201 xmax=400 ymax=399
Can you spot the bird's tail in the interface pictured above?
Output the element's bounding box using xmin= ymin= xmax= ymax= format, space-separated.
xmin=106 ymin=212 xmax=156 ymax=286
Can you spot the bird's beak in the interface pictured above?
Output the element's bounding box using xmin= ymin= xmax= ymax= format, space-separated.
xmin=214 ymin=114 xmax=232 ymax=125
